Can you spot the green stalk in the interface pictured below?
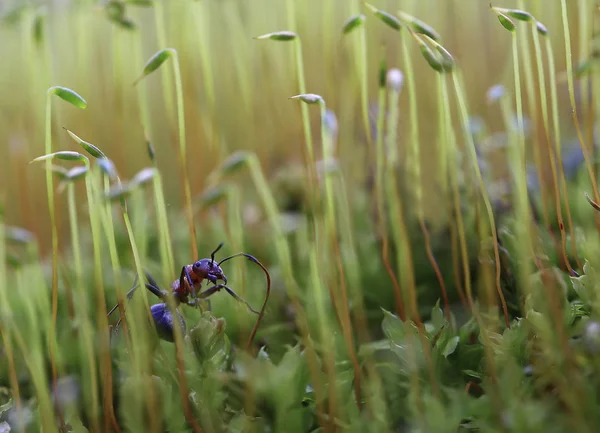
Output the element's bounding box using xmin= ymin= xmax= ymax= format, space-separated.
xmin=120 ymin=203 xmax=162 ymax=433
xmin=318 ymin=100 xmax=337 ymax=234
xmin=295 ymin=39 xmax=316 ymax=173
xmin=244 ymin=154 xmax=326 ymax=417
xmin=359 ymin=25 xmax=371 ymax=149
xmin=560 ymin=0 xmax=600 ymax=206
xmin=545 ymin=36 xmax=580 ymax=270
xmin=442 ymin=74 xmax=503 ymax=422
xmin=517 ymin=0 xmax=550 ymax=226
xmin=171 ymin=51 xmax=198 ymax=262
xmin=67 ymin=181 xmax=100 ymax=430
xmin=531 ymin=24 xmax=572 ymax=272
xmin=452 ymin=72 xmax=509 ymax=327
xmin=318 ymin=99 xmax=362 ymax=409
xmin=44 ymin=91 xmax=61 ymax=411
xmin=153 ymin=1 xmax=176 ymax=124
xmin=193 ymin=0 xmax=217 ymax=151
xmin=334 ymin=174 xmax=369 ymax=341
xmin=401 ymin=36 xmax=422 ymax=220
xmin=375 ymin=69 xmax=407 ymax=320
xmin=152 ymin=174 xmax=176 ymax=285
xmin=0 ymin=220 xmax=23 ymax=427
xmin=578 ymin=0 xmax=592 ymax=136
xmin=401 ymin=34 xmax=450 ymax=317
xmin=84 ymin=168 xmax=119 ymax=431
xmin=510 ymin=32 xmax=535 ymax=295
xmin=99 ymin=174 xmax=134 ymax=356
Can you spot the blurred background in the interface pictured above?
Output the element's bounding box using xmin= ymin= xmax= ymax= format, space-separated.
xmin=0 ymin=0 xmax=587 ymax=254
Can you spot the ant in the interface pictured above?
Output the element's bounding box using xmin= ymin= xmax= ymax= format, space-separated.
xmin=108 ymin=243 xmax=271 ymax=347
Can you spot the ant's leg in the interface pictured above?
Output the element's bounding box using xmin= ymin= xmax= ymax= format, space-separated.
xmin=114 ymin=282 xmax=167 ymax=333
xmin=178 ymin=266 xmax=197 ymax=299
xmin=108 ymin=274 xmax=139 ymax=317
xmin=144 ymin=270 xmax=160 ymax=291
xmin=222 ymin=285 xmax=259 ymax=314
xmin=198 ymin=284 xmax=259 ymax=314
xmin=145 ymin=283 xmax=168 ymax=299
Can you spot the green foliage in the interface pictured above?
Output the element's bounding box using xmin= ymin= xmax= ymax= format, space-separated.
xmin=3 ymin=1 xmax=600 ymax=432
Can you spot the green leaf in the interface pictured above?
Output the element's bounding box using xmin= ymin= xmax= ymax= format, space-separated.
xmin=342 ymin=14 xmax=366 ymax=35
xmin=381 ymin=309 xmax=405 ymax=344
xmin=431 ymin=300 xmax=446 ymax=332
xmin=189 ymin=313 xmax=230 ymax=367
xmin=220 ymin=151 xmax=251 ymax=176
xmin=130 ymin=167 xmax=157 ymax=187
xmin=30 ymin=151 xmax=88 ymax=163
xmin=397 ymin=11 xmax=440 ymax=41
xmin=505 ymin=9 xmax=534 ymax=22
xmin=495 ymin=12 xmax=516 ymax=32
xmin=442 ymin=336 xmax=459 ymax=357
xmin=106 ymin=184 xmax=133 ymax=202
xmin=419 ymin=42 xmax=445 ymax=72
xmin=134 ymin=48 xmax=175 ymax=85
xmin=146 ymin=139 xmax=156 ymax=163
xmin=65 ymin=129 xmax=107 ymax=159
xmin=378 ymin=54 xmax=387 ymax=88
xmin=5 ymin=226 xmax=35 ymax=244
xmin=32 ymin=11 xmax=44 ymax=45
xmin=66 ymin=166 xmax=89 ymax=181
xmin=126 ymin=0 xmax=154 ymax=5
xmin=49 ymin=165 xmax=69 ymax=180
xmin=536 ymin=21 xmax=548 ymax=36
xmin=365 ymin=4 xmax=402 ymax=31
xmin=97 ymin=158 xmax=118 ymax=179
xmin=289 ymin=93 xmax=323 ymax=104
xmin=48 ymin=86 xmax=88 ymax=109
xmin=462 ymin=369 xmax=483 ymax=379
xmin=198 ymin=185 xmax=229 ymax=208
xmin=254 ymin=31 xmax=298 ymax=41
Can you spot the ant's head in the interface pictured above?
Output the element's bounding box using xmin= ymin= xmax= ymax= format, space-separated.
xmin=192 ymin=259 xmax=226 ymax=284
xmin=192 ymin=242 xmax=227 ymax=284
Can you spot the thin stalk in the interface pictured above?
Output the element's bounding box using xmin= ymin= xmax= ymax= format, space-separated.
xmin=11 ymin=328 xmax=57 ymax=432
xmin=172 ymin=52 xmax=198 ymax=262
xmin=401 ymin=35 xmax=450 ymax=317
xmin=443 ymin=75 xmax=504 ymax=423
xmin=373 ymin=87 xmax=404 ymax=324
xmin=359 ymin=26 xmax=371 ymax=149
xmin=245 ymin=155 xmax=327 ymax=423
xmin=452 ymin=72 xmax=510 ymax=328
xmin=560 ymin=0 xmax=600 ymax=216
xmin=84 ymin=169 xmax=118 ymax=431
xmin=318 ymin=100 xmax=362 ymax=409
xmin=508 ymin=32 xmax=536 ymax=300
xmin=99 ymin=175 xmax=133 ymax=355
xmin=517 ymin=0 xmax=551 ymax=228
xmin=334 ymin=174 xmax=371 ymax=342
xmin=437 ymin=73 xmax=468 ymax=312
xmin=0 ymin=222 xmax=23 ymax=427
xmin=67 ymin=181 xmax=100 ymax=431
xmin=120 ymin=206 xmax=164 ymax=433
xmin=545 ymin=37 xmax=581 ymax=270
xmin=43 ymin=91 xmax=61 ymax=426
xmin=153 ymin=1 xmax=176 ymax=125
xmin=382 ymin=75 xmax=406 ymax=321
xmin=531 ymin=25 xmax=574 ymax=275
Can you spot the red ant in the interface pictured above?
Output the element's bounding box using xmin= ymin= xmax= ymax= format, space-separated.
xmin=108 ymin=243 xmax=271 ymax=346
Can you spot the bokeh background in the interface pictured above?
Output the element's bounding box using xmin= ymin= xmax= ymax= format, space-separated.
xmin=0 ymin=0 xmax=584 ymax=255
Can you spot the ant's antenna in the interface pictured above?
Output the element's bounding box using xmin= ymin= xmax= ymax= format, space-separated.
xmin=211 ymin=242 xmax=224 ymax=267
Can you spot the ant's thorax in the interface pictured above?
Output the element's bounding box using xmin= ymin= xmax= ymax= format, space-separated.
xmin=171 ymin=264 xmax=205 ymax=301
